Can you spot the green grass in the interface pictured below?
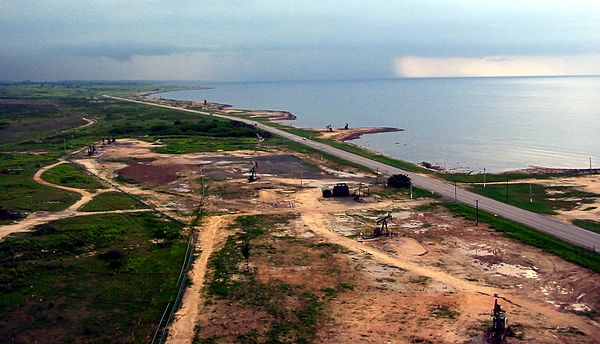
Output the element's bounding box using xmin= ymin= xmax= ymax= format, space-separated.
xmin=79 ymin=191 xmax=147 ymax=212
xmin=41 ymin=162 xmax=106 ymax=190
xmin=318 ymin=139 xmax=431 ymax=173
xmin=467 ymin=183 xmax=599 ymax=215
xmin=0 ymin=153 xmax=80 ymax=214
xmin=152 ymin=136 xmax=260 ymax=154
xmin=468 ymin=183 xmax=554 ymax=214
xmin=375 ymin=185 xmax=440 ymax=199
xmin=573 ymin=219 xmax=600 ymax=235
xmin=0 ymin=212 xmax=187 ymax=342
xmin=442 ymin=202 xmax=600 ymax=272
xmin=442 ymin=172 xmax=561 ymax=184
xmin=281 ymin=139 xmax=372 ymax=173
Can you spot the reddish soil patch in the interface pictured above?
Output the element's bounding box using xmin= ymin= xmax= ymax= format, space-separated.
xmin=117 ymin=162 xmax=186 ymax=184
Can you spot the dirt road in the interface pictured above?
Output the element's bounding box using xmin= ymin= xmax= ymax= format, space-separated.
xmin=0 ymin=160 xmax=155 ymax=240
xmin=296 ymin=188 xmax=600 ymax=336
xmin=105 ymin=95 xmax=600 ymax=250
xmin=77 ymin=117 xmax=97 ymax=130
xmin=167 ymin=216 xmax=231 ymax=344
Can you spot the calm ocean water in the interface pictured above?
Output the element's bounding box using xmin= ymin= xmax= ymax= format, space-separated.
xmin=156 ymin=77 xmax=600 ymax=172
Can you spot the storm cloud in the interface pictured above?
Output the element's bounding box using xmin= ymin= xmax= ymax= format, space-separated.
xmin=1 ymin=0 xmax=599 ymax=81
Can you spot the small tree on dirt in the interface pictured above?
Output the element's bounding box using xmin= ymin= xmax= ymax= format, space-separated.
xmin=241 ymin=237 xmax=251 ymax=272
xmin=387 ymin=174 xmax=411 ymax=188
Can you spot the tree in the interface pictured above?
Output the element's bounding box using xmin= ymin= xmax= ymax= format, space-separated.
xmin=387 ymin=174 xmax=411 ymax=188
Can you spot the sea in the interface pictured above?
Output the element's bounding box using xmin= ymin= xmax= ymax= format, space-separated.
xmin=155 ymin=76 xmax=600 ymax=173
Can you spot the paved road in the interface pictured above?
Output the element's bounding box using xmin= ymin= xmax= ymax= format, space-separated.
xmin=106 ymin=95 xmax=600 ymax=251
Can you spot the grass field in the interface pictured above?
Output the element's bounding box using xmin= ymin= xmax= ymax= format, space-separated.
xmin=41 ymin=162 xmax=106 ymax=190
xmin=152 ymin=136 xmax=261 ymax=154
xmin=442 ymin=202 xmax=600 ymax=272
xmin=467 ymin=183 xmax=599 ymax=215
xmin=0 ymin=212 xmax=188 ymax=343
xmin=79 ymin=191 xmax=147 ymax=212
xmin=573 ymin=219 xmax=600 ymax=235
xmin=0 ymin=153 xmax=80 ymax=215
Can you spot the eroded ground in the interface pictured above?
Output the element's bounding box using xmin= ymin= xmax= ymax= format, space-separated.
xmin=12 ymin=138 xmax=598 ymax=343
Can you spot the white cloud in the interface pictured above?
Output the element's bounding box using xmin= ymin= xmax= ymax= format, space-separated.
xmin=394 ymin=54 xmax=600 ymax=78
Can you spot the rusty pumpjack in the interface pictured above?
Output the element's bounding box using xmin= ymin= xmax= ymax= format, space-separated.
xmin=374 ymin=212 xmax=393 ymax=236
xmin=488 ymin=297 xmax=508 ymax=344
xmin=361 ymin=212 xmax=393 ymax=239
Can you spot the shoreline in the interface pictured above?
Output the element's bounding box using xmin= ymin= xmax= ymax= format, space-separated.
xmin=141 ymin=92 xmax=597 ymax=175
xmin=315 ymin=127 xmax=403 ymax=141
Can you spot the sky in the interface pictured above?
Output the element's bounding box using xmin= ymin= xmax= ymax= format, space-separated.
xmin=1 ymin=0 xmax=600 ymax=81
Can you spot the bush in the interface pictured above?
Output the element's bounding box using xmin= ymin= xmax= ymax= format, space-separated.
xmin=387 ymin=174 xmax=411 ymax=188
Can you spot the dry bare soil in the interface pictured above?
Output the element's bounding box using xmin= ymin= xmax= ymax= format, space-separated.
xmin=35 ymin=138 xmax=599 ymax=344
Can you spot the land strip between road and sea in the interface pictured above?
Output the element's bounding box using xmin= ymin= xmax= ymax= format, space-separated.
xmin=104 ymin=95 xmax=600 ymax=251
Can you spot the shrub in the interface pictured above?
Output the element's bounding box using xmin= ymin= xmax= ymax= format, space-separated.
xmin=387 ymin=174 xmax=411 ymax=188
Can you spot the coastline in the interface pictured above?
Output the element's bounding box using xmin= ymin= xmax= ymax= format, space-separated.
xmin=315 ymin=127 xmax=403 ymax=141
xmin=141 ymin=91 xmax=598 ymax=175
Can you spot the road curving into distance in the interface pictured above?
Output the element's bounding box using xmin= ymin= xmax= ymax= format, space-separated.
xmin=105 ymin=95 xmax=600 ymax=251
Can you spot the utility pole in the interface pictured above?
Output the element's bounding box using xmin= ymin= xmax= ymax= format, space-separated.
xmin=590 ymin=157 xmax=593 ymax=173
xmin=410 ymin=184 xmax=413 ymax=199
xmin=476 ymin=200 xmax=479 ymax=226
xmin=505 ymin=178 xmax=509 ymax=201
xmin=483 ymin=168 xmax=487 ymax=188
xmin=454 ymin=180 xmax=457 ymax=202
xmin=529 ymin=183 xmax=533 ymax=203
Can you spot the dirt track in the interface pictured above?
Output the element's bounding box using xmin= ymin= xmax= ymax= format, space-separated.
xmin=77 ymin=117 xmax=97 ymax=129
xmin=167 ymin=216 xmax=231 ymax=344
xmin=0 ymin=160 xmax=154 ymax=240
xmin=293 ymin=188 xmax=600 ymax=338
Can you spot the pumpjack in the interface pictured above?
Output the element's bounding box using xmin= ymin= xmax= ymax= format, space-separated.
xmin=488 ymin=296 xmax=508 ymax=344
xmin=375 ymin=212 xmax=393 ymax=236
xmin=362 ymin=212 xmax=393 ymax=238
xmin=325 ymin=124 xmax=333 ymax=132
xmin=87 ymin=144 xmax=96 ymax=156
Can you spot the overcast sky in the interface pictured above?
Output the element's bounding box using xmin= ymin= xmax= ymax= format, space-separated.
xmin=1 ymin=0 xmax=600 ymax=81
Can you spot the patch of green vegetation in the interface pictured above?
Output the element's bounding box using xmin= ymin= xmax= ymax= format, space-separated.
xmin=318 ymin=139 xmax=430 ymax=173
xmin=79 ymin=191 xmax=147 ymax=212
xmin=442 ymin=172 xmax=559 ymax=184
xmin=281 ymin=140 xmax=372 ymax=173
xmin=0 ymin=153 xmax=80 ymax=213
xmin=409 ymin=276 xmax=431 ymax=285
xmin=442 ymin=202 xmax=600 ymax=272
xmin=414 ymin=203 xmax=440 ymax=212
xmin=430 ymin=305 xmax=460 ymax=319
xmin=0 ymin=212 xmax=187 ymax=342
xmin=153 ymin=136 xmax=260 ymax=154
xmin=375 ymin=185 xmax=439 ymax=199
xmin=468 ymin=183 xmax=599 ymax=215
xmin=573 ymin=219 xmax=600 ymax=235
xmin=410 ymin=337 xmax=433 ymax=344
xmin=200 ymin=214 xmax=351 ymax=343
xmin=41 ymin=162 xmax=105 ymax=190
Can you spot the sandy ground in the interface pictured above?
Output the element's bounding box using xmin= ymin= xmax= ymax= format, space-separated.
xmin=6 ymin=137 xmax=599 ymax=342
xmin=76 ymin=139 xmax=597 ymax=342
xmin=167 ymin=216 xmax=233 ymax=344
xmin=315 ymin=127 xmax=403 ymax=141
